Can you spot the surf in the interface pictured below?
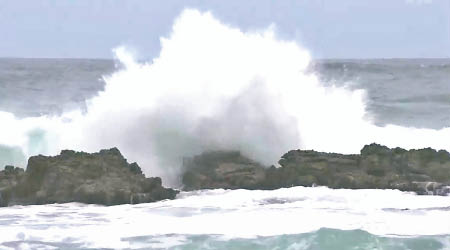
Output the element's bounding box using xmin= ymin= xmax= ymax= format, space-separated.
xmin=1 ymin=187 xmax=449 ymax=249
xmin=0 ymin=9 xmax=449 ymax=187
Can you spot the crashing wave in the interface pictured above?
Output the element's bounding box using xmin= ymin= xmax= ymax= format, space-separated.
xmin=0 ymin=9 xmax=449 ymax=187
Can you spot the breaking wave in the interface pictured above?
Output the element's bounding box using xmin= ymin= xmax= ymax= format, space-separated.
xmin=0 ymin=9 xmax=450 ymax=186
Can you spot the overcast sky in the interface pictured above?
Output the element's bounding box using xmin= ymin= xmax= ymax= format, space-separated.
xmin=1 ymin=0 xmax=449 ymax=59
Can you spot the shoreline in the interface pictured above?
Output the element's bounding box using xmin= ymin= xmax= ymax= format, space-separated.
xmin=1 ymin=143 xmax=449 ymax=207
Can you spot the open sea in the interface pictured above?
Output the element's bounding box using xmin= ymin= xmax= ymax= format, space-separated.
xmin=2 ymin=58 xmax=449 ymax=129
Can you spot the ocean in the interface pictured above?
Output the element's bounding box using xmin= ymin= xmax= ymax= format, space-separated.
xmin=2 ymin=58 xmax=449 ymax=129
xmin=0 ymin=56 xmax=449 ymax=250
xmin=0 ymin=187 xmax=449 ymax=249
xmin=1 ymin=10 xmax=450 ymax=250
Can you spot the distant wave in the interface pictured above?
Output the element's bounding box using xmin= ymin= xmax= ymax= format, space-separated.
xmin=0 ymin=9 xmax=450 ymax=186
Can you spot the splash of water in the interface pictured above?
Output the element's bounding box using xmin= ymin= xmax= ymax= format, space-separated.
xmin=1 ymin=9 xmax=449 ymax=186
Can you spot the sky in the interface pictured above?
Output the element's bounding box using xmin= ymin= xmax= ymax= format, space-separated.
xmin=0 ymin=0 xmax=449 ymax=59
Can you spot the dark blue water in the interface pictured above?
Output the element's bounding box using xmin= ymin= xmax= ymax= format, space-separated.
xmin=1 ymin=58 xmax=449 ymax=129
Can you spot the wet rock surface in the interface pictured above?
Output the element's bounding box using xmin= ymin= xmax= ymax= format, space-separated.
xmin=182 ymin=151 xmax=266 ymax=190
xmin=182 ymin=144 xmax=450 ymax=195
xmin=0 ymin=148 xmax=178 ymax=206
xmin=0 ymin=166 xmax=25 ymax=206
xmin=1 ymin=143 xmax=448 ymax=207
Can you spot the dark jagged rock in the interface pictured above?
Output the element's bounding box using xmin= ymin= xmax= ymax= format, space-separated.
xmin=0 ymin=166 xmax=25 ymax=206
xmin=182 ymin=151 xmax=266 ymax=190
xmin=0 ymin=148 xmax=178 ymax=206
xmin=181 ymin=144 xmax=450 ymax=195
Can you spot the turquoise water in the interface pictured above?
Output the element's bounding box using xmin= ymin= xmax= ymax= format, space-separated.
xmin=131 ymin=230 xmax=449 ymax=250
xmin=5 ymin=229 xmax=450 ymax=249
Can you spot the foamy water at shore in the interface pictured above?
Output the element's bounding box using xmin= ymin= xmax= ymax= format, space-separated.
xmin=1 ymin=187 xmax=449 ymax=249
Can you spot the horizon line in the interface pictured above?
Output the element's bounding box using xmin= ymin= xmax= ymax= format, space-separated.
xmin=1 ymin=56 xmax=449 ymax=61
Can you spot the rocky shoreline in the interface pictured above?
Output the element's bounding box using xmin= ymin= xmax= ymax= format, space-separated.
xmin=1 ymin=143 xmax=449 ymax=207
xmin=182 ymin=144 xmax=450 ymax=195
xmin=0 ymin=148 xmax=178 ymax=206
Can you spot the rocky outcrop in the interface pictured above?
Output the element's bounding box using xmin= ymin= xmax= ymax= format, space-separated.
xmin=182 ymin=144 xmax=450 ymax=195
xmin=0 ymin=166 xmax=25 ymax=206
xmin=182 ymin=151 xmax=266 ymax=190
xmin=2 ymin=143 xmax=448 ymax=207
xmin=0 ymin=148 xmax=178 ymax=206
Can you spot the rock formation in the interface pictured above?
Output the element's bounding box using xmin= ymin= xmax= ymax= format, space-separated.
xmin=182 ymin=144 xmax=450 ymax=195
xmin=182 ymin=151 xmax=266 ymax=190
xmin=1 ymin=143 xmax=448 ymax=208
xmin=0 ymin=148 xmax=178 ymax=206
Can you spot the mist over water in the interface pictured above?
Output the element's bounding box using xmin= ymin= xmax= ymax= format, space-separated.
xmin=0 ymin=9 xmax=450 ymax=186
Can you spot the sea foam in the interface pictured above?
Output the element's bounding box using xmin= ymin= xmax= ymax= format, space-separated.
xmin=0 ymin=187 xmax=449 ymax=249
